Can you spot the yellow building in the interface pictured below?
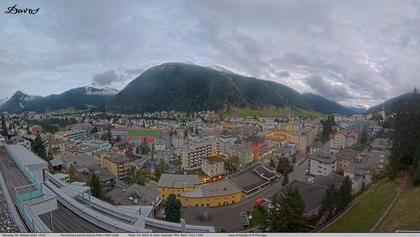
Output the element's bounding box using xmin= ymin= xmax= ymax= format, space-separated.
xmin=180 ymin=179 xmax=244 ymax=207
xmin=98 ymin=152 xmax=130 ymax=180
xmin=157 ymin=174 xmax=199 ymax=199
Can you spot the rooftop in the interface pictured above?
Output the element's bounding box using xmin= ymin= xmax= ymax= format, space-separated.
xmin=245 ymin=135 xmax=265 ymax=144
xmin=276 ymin=180 xmax=327 ymax=214
xmin=6 ymin=144 xmax=48 ymax=167
xmin=312 ymin=173 xmax=345 ymax=187
xmin=158 ymin=174 xmax=199 ymax=188
xmin=106 ymin=152 xmax=129 ymax=163
xmin=335 ymin=149 xmax=360 ymax=161
xmin=180 ymin=179 xmax=241 ymax=198
xmin=203 ymin=156 xmax=225 ymax=164
xmin=227 ymin=163 xmax=271 ymax=193
xmin=310 ymin=152 xmax=337 ymax=164
xmin=107 ymin=183 xmax=160 ymax=206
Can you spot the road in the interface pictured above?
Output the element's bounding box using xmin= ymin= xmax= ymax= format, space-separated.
xmin=181 ymin=158 xmax=309 ymax=231
xmin=115 ymin=179 xmax=129 ymax=190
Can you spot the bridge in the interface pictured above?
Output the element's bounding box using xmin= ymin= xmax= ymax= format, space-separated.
xmin=0 ymin=143 xmax=215 ymax=233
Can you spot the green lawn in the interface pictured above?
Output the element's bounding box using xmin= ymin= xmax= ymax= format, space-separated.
xmin=323 ymin=179 xmax=398 ymax=232
xmin=378 ymin=184 xmax=420 ymax=232
xmin=223 ymin=106 xmax=323 ymax=118
xmin=249 ymin=207 xmax=267 ymax=227
xmin=128 ymin=129 xmax=160 ymax=137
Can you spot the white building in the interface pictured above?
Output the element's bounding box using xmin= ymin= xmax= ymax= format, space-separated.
xmin=329 ymin=131 xmax=358 ymax=153
xmin=309 ymin=152 xmax=337 ymax=176
xmin=182 ymin=141 xmax=215 ymax=170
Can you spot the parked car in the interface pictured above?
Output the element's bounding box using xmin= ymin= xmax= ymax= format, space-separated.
xmin=255 ymin=198 xmax=266 ymax=206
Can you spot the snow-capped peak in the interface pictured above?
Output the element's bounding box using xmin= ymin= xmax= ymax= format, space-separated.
xmin=85 ymin=82 xmax=118 ymax=95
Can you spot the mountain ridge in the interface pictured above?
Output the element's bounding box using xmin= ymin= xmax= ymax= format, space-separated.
xmin=106 ymin=62 xmax=357 ymax=115
xmin=1 ymin=62 xmax=359 ymax=115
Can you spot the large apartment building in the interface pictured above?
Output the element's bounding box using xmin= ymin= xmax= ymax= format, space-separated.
xmin=62 ymin=129 xmax=86 ymax=143
xmin=182 ymin=140 xmax=218 ymax=170
xmin=330 ymin=131 xmax=358 ymax=153
xmin=290 ymin=126 xmax=317 ymax=152
xmin=98 ymin=152 xmax=130 ymax=179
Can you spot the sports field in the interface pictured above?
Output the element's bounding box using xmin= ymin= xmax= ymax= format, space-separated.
xmin=128 ymin=129 xmax=160 ymax=137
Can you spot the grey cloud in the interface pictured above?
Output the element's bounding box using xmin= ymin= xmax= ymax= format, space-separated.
xmin=1 ymin=0 xmax=420 ymax=107
xmin=92 ymin=70 xmax=120 ymax=86
xmin=304 ymin=75 xmax=356 ymax=100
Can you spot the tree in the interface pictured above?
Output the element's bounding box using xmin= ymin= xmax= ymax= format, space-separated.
xmin=155 ymin=159 xmax=166 ymax=181
xmin=411 ymin=147 xmax=420 ymax=186
xmin=106 ymin=126 xmax=113 ymax=145
xmin=322 ymin=184 xmax=339 ymax=217
xmin=68 ymin=164 xmax=78 ymax=183
xmin=320 ymin=115 xmax=335 ymax=143
xmin=267 ymin=188 xmax=309 ymax=232
xmin=115 ymin=135 xmax=121 ymax=143
xmin=126 ymin=166 xmax=136 ymax=184
xmin=140 ymin=143 xmax=150 ymax=154
xmin=282 ymin=172 xmax=289 ymax=186
xmin=32 ymin=134 xmax=46 ymax=160
xmin=358 ymin=126 xmax=368 ymax=145
xmin=89 ymin=174 xmax=103 ymax=198
xmin=135 ymin=169 xmax=151 ymax=186
xmin=337 ymin=176 xmax=353 ymax=210
xmin=165 ymin=194 xmax=181 ymax=223
xmin=1 ymin=114 xmax=8 ymax=137
xmin=388 ymin=88 xmax=420 ymax=180
xmin=269 ymin=159 xmax=275 ymax=168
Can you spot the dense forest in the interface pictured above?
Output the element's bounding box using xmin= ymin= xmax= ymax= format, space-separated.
xmin=388 ymin=88 xmax=420 ymax=185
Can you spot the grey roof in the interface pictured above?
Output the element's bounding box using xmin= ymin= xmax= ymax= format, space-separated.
xmin=107 ymin=183 xmax=160 ymax=206
xmin=310 ymin=152 xmax=337 ymax=164
xmin=7 ymin=144 xmax=48 ymax=167
xmin=92 ymin=167 xmax=116 ymax=182
xmin=180 ymin=179 xmax=241 ymax=198
xmin=313 ymin=174 xmax=345 ymax=187
xmin=61 ymin=153 xmax=99 ymax=169
xmin=50 ymin=157 xmax=64 ymax=167
xmin=276 ymin=180 xmax=327 ymax=214
xmin=106 ymin=152 xmax=129 ymax=163
xmin=158 ymin=174 xmax=199 ymax=188
xmin=344 ymin=165 xmax=371 ymax=176
xmin=227 ymin=163 xmax=271 ymax=193
xmin=335 ymin=149 xmax=360 ymax=161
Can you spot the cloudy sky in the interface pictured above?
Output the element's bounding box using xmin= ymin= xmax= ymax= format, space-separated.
xmin=1 ymin=0 xmax=420 ymax=108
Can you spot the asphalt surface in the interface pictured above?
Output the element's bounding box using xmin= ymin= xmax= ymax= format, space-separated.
xmin=181 ymin=158 xmax=309 ymax=231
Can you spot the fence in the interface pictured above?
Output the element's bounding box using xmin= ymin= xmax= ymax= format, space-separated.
xmin=5 ymin=145 xmax=50 ymax=232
